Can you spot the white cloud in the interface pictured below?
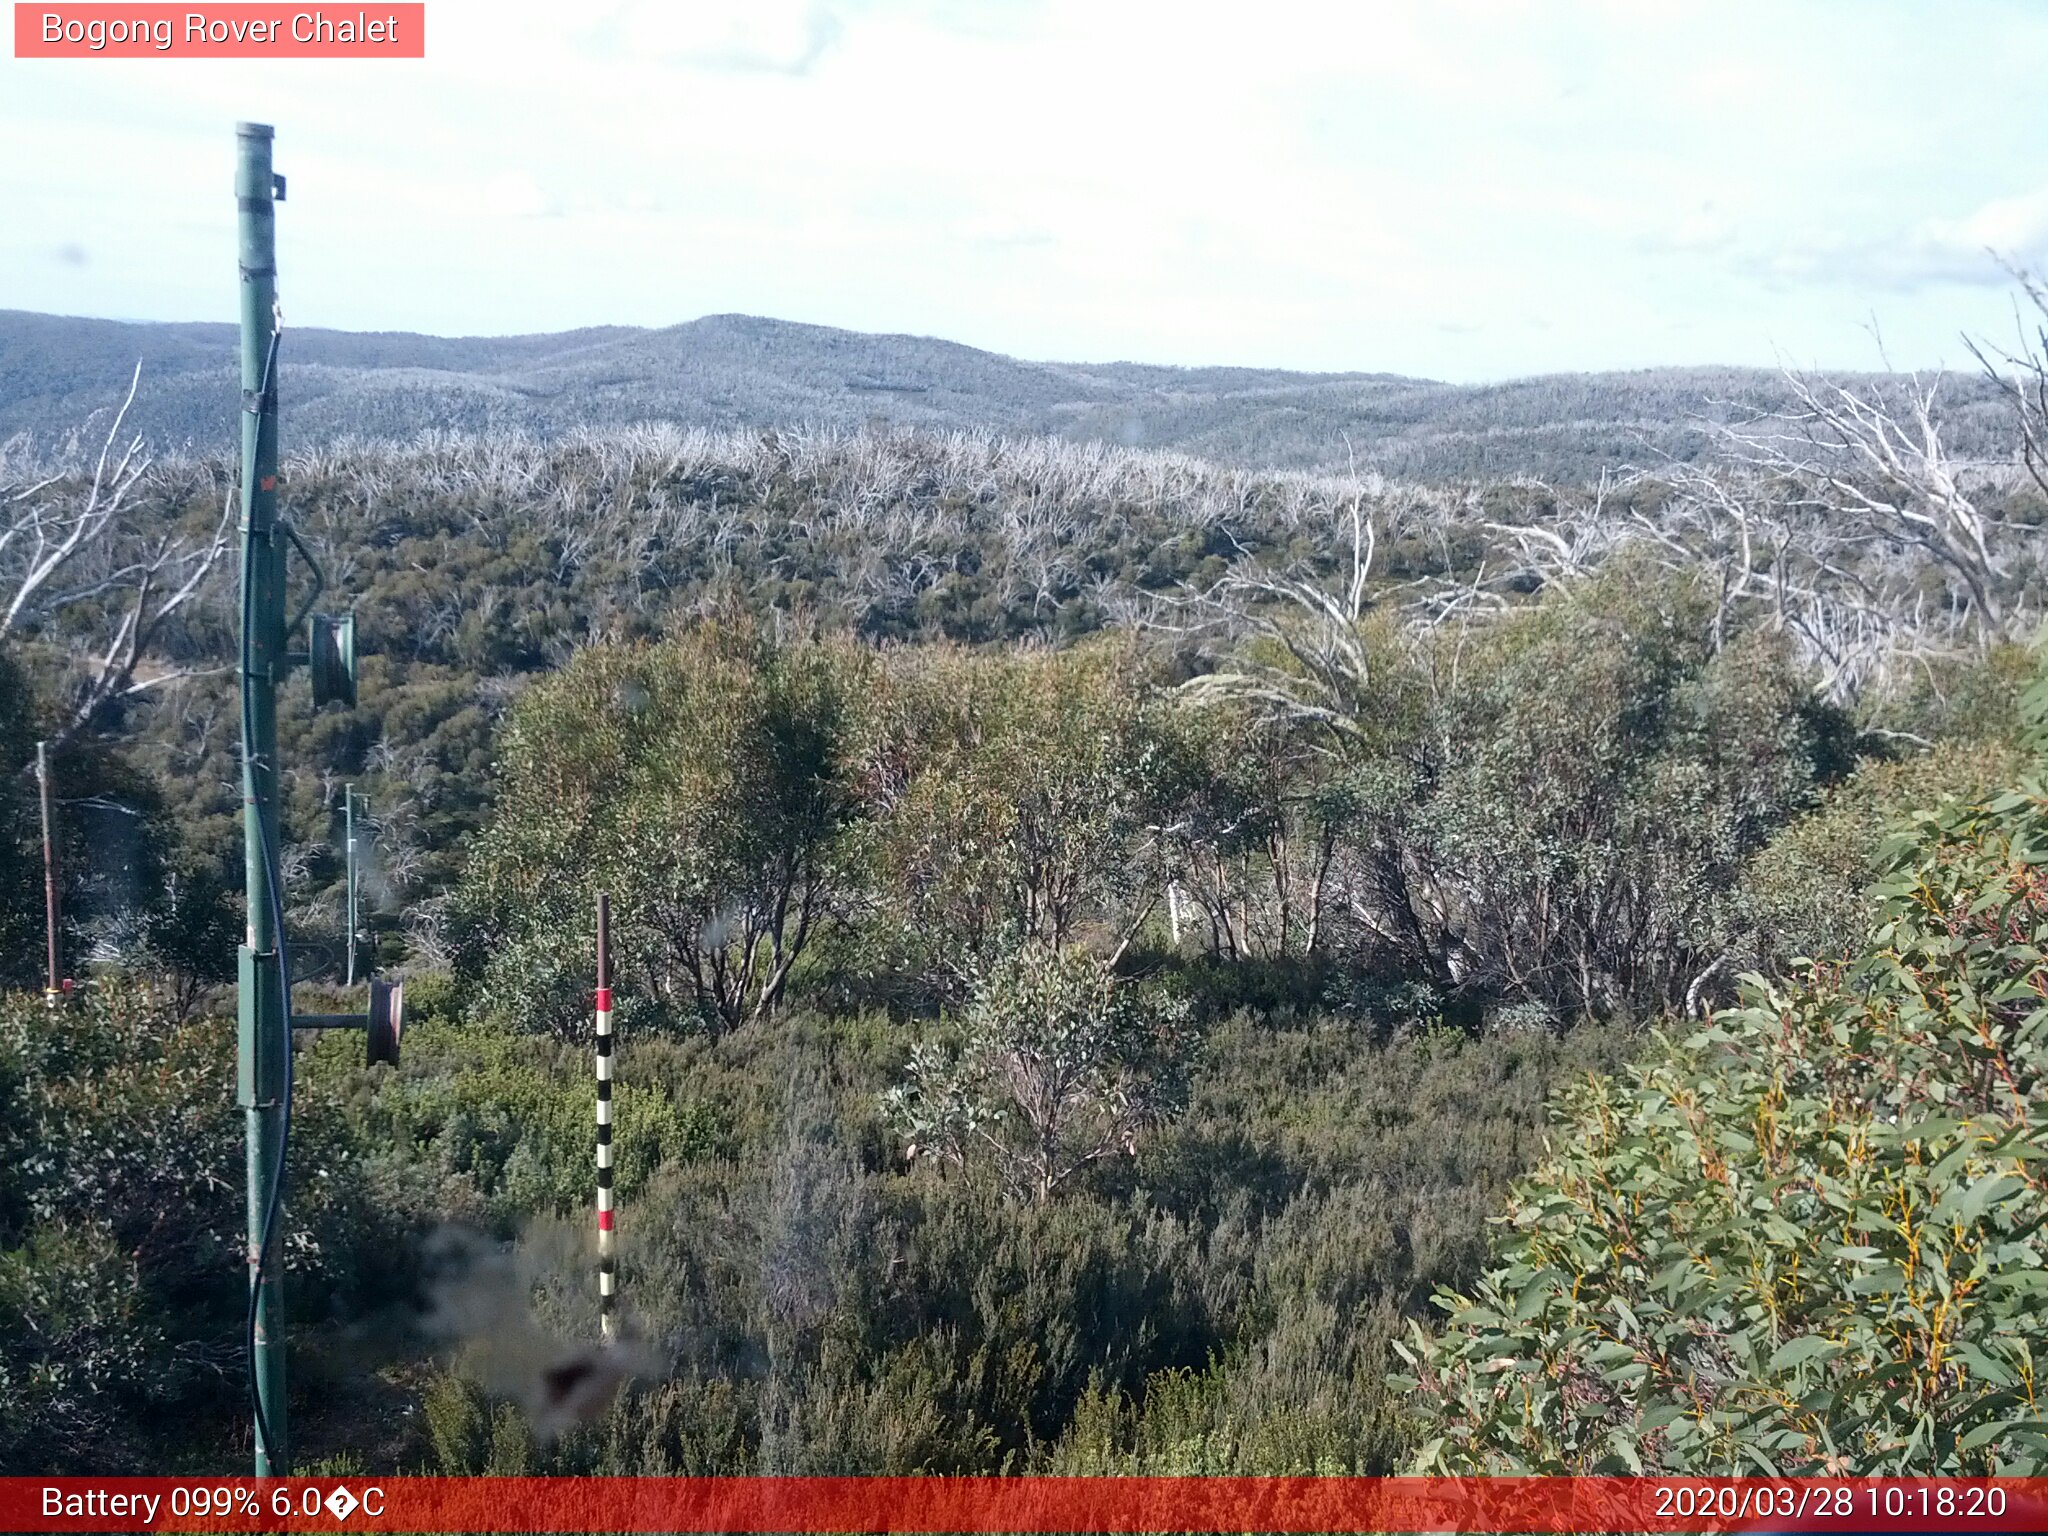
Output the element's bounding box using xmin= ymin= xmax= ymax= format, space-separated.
xmin=589 ymin=0 xmax=843 ymax=74
xmin=3 ymin=0 xmax=2047 ymax=378
xmin=1715 ymin=187 xmax=2048 ymax=296
xmin=474 ymin=171 xmax=555 ymax=222
xmin=1922 ymin=187 xmax=2048 ymax=269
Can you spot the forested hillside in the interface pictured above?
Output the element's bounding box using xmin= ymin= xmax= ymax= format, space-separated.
xmin=3 ymin=312 xmax=2048 ymax=1474
xmin=0 ymin=307 xmax=2016 ymax=481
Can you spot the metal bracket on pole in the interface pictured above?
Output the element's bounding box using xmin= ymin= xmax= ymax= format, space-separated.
xmin=280 ymin=521 xmax=326 ymax=637
xmin=291 ymin=978 xmax=405 ymax=1067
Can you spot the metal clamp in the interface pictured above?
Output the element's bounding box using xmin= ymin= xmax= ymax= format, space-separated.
xmin=290 ymin=978 xmax=404 ymax=1067
xmin=278 ymin=521 xmax=327 ymax=639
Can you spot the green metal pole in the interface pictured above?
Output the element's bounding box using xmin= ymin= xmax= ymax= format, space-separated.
xmin=235 ymin=119 xmax=288 ymax=1477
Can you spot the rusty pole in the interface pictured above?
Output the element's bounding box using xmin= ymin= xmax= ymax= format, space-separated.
xmin=38 ymin=741 xmax=58 ymax=1006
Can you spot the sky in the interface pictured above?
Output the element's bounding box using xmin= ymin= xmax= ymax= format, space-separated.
xmin=5 ymin=0 xmax=2048 ymax=382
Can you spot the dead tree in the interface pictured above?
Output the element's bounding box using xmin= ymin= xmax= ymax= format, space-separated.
xmin=0 ymin=365 xmax=233 ymax=763
xmin=1726 ymin=369 xmax=2012 ymax=647
xmin=1176 ymin=487 xmax=1382 ymax=752
xmin=1966 ymin=264 xmax=2048 ymax=514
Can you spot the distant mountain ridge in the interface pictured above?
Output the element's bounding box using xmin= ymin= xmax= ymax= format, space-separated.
xmin=0 ymin=308 xmax=2008 ymax=482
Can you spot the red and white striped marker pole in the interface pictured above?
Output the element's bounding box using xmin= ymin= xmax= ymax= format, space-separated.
xmin=595 ymin=891 xmax=616 ymax=1344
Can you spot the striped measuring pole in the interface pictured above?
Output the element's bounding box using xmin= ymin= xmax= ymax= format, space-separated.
xmin=595 ymin=891 xmax=616 ymax=1343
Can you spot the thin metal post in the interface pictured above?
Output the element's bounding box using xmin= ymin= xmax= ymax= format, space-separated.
xmin=37 ymin=742 xmax=59 ymax=1005
xmin=235 ymin=119 xmax=288 ymax=1477
xmin=595 ymin=892 xmax=616 ymax=1342
xmin=344 ymin=786 xmax=358 ymax=987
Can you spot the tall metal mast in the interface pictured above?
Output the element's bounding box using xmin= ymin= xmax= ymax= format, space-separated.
xmin=235 ymin=118 xmax=289 ymax=1477
xmin=230 ymin=116 xmax=394 ymax=1481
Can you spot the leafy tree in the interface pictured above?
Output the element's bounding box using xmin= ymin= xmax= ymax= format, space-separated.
xmin=1182 ymin=559 xmax=1849 ymax=1019
xmin=1403 ymin=578 xmax=1841 ymax=1016
xmin=457 ymin=622 xmax=873 ymax=1034
xmin=1146 ymin=697 xmax=1351 ymax=961
xmin=861 ymin=642 xmax=1165 ymax=987
xmin=885 ymin=947 xmax=1198 ymax=1203
xmin=1398 ymin=690 xmax=2048 ymax=1472
xmin=121 ymin=852 xmax=240 ymax=1020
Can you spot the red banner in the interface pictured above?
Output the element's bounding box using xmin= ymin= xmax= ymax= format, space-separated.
xmin=5 ymin=1476 xmax=2048 ymax=1533
xmin=13 ymin=5 xmax=424 ymax=58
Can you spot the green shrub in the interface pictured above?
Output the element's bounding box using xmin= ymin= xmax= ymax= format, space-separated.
xmin=1735 ymin=737 xmax=2027 ymax=970
xmin=1400 ymin=752 xmax=2048 ymax=1473
xmin=0 ymin=1222 xmax=166 ymax=1470
xmin=305 ymin=1009 xmax=718 ymax=1230
xmin=0 ymin=982 xmax=397 ymax=1471
xmin=885 ymin=948 xmax=1198 ymax=1203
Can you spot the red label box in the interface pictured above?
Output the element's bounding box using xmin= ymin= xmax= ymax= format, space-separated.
xmin=14 ymin=3 xmax=425 ymax=57
xmin=6 ymin=1476 xmax=2048 ymax=1534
